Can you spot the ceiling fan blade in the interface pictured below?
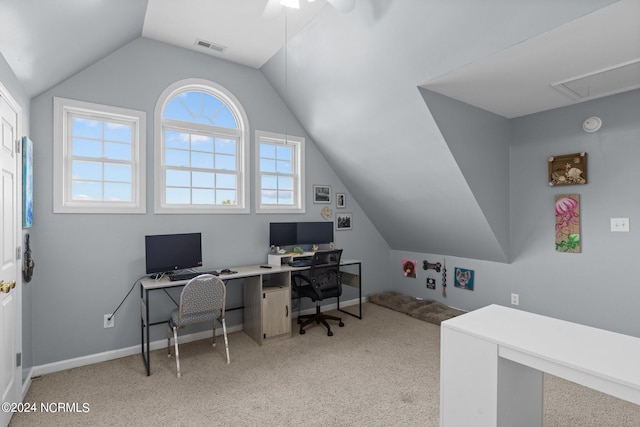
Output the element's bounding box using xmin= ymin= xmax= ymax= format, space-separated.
xmin=327 ymin=0 xmax=355 ymax=13
xmin=263 ymin=0 xmax=283 ymax=19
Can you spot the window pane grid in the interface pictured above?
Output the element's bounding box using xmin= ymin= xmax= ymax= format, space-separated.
xmin=69 ymin=114 xmax=135 ymax=203
xmin=260 ymin=172 xmax=296 ymax=206
xmin=259 ymin=138 xmax=298 ymax=207
xmin=156 ymin=82 xmax=248 ymax=213
xmin=163 ymin=90 xmax=238 ymax=129
xmin=164 ymin=167 xmax=238 ymax=206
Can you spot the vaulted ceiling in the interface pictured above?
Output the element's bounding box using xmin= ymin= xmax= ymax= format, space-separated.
xmin=1 ymin=0 xmax=638 ymax=262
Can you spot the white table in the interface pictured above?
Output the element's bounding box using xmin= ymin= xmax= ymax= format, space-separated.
xmin=440 ymin=304 xmax=640 ymax=426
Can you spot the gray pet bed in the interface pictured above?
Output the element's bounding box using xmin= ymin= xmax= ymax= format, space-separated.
xmin=369 ymin=291 xmax=465 ymax=325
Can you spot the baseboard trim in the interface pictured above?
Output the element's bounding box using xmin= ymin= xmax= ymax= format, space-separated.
xmin=31 ymin=298 xmax=363 ymax=377
xmin=31 ymin=324 xmax=245 ymax=377
xmin=21 ymin=367 xmax=33 ymax=400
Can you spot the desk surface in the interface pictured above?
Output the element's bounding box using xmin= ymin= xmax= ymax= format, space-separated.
xmin=442 ymin=304 xmax=640 ymax=402
xmin=140 ymin=259 xmax=361 ymax=290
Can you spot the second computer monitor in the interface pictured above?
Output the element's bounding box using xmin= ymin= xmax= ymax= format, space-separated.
xmin=297 ymin=222 xmax=333 ymax=245
xmin=269 ymin=221 xmax=334 ymax=247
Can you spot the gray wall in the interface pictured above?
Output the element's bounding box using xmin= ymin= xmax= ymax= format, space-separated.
xmin=261 ymin=0 xmax=617 ymax=264
xmin=28 ymin=37 xmax=390 ymax=366
xmin=392 ymin=89 xmax=640 ymax=337
xmin=0 ymin=52 xmax=33 ymax=382
xmin=11 ymin=29 xmax=640 ymax=372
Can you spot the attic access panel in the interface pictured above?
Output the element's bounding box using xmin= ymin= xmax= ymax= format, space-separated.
xmin=552 ymin=60 xmax=640 ymax=101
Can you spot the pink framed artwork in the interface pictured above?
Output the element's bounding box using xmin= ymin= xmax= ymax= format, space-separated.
xmin=555 ymin=194 xmax=581 ymax=253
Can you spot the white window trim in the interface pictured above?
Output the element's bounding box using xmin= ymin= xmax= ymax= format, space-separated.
xmin=53 ymin=97 xmax=146 ymax=214
xmin=255 ymin=130 xmax=305 ymax=214
xmin=154 ymin=78 xmax=250 ymax=214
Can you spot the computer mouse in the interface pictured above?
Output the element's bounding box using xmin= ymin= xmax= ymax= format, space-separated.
xmin=220 ymin=269 xmax=231 ymax=274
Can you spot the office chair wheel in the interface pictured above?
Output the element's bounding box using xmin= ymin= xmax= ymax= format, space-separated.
xmin=299 ymin=328 xmax=305 ymax=334
xmin=327 ymin=330 xmax=333 ymax=337
xmin=339 ymin=321 xmax=344 ymax=327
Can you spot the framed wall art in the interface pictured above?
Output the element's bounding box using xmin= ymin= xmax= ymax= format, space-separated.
xmin=22 ymin=136 xmax=33 ymax=228
xmin=555 ymin=194 xmax=581 ymax=253
xmin=336 ymin=212 xmax=352 ymax=230
xmin=336 ymin=193 xmax=346 ymax=208
xmin=402 ymin=259 xmax=417 ymax=278
xmin=454 ymin=267 xmax=474 ymax=291
xmin=313 ymin=185 xmax=331 ymax=203
xmin=548 ymin=152 xmax=587 ymax=186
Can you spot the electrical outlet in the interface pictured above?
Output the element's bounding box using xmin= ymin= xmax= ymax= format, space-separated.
xmin=511 ymin=293 xmax=520 ymax=306
xmin=104 ymin=314 xmax=114 ymax=328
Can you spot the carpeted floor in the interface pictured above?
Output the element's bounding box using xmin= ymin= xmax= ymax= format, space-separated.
xmin=9 ymin=302 xmax=640 ymax=426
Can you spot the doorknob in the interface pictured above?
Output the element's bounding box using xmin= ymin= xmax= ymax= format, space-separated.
xmin=0 ymin=280 xmax=16 ymax=293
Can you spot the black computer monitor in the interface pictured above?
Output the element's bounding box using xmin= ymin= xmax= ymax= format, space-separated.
xmin=297 ymin=222 xmax=334 ymax=245
xmin=269 ymin=222 xmax=297 ymax=247
xmin=145 ymin=233 xmax=203 ymax=274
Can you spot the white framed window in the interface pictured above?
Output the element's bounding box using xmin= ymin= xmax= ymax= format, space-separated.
xmin=53 ymin=97 xmax=146 ymax=213
xmin=154 ymin=79 xmax=249 ymax=214
xmin=255 ymin=130 xmax=305 ymax=213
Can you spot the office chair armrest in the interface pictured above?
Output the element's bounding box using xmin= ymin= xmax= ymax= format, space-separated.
xmin=292 ymin=273 xmax=310 ymax=287
xmin=292 ymin=273 xmax=324 ymax=300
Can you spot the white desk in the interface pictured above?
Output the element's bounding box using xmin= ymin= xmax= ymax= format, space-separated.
xmin=440 ymin=304 xmax=640 ymax=426
xmin=140 ymin=260 xmax=362 ymax=375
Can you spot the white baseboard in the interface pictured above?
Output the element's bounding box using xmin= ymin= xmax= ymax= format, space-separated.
xmin=21 ymin=368 xmax=33 ymax=400
xmin=31 ymin=297 xmax=363 ymax=378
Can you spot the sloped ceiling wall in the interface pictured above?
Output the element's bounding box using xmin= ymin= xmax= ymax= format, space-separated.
xmin=0 ymin=0 xmax=147 ymax=98
xmin=261 ymin=0 xmax=615 ymax=263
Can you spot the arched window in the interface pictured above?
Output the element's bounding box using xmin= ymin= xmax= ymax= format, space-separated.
xmin=154 ymin=79 xmax=249 ymax=213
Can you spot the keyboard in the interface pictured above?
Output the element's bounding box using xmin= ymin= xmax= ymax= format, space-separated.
xmin=289 ymin=259 xmax=311 ymax=267
xmin=168 ymin=270 xmax=219 ymax=281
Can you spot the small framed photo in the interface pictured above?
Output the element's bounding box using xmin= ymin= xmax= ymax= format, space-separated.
xmin=336 ymin=193 xmax=346 ymax=208
xmin=313 ymin=185 xmax=331 ymax=203
xmin=454 ymin=267 xmax=475 ymax=291
xmin=336 ymin=212 xmax=352 ymax=230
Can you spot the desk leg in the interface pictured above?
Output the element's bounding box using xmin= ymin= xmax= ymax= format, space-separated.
xmin=497 ymin=357 xmax=543 ymax=426
xmin=440 ymin=327 xmax=542 ymax=427
xmin=338 ymin=262 xmax=362 ymax=319
xmin=140 ymin=286 xmax=151 ymax=376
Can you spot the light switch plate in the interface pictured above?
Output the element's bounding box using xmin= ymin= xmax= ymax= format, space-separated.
xmin=610 ymin=218 xmax=630 ymax=232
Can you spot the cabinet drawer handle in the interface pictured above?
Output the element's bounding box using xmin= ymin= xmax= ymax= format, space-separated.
xmin=286 ymin=305 xmax=289 ymax=317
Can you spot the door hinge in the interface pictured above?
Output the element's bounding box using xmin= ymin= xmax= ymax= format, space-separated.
xmin=15 ymin=139 xmax=21 ymax=154
xmin=16 ymin=246 xmax=21 ymax=260
xmin=16 ymin=352 xmax=22 ymax=367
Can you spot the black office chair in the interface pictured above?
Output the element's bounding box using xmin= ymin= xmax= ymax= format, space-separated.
xmin=292 ymin=249 xmax=344 ymax=336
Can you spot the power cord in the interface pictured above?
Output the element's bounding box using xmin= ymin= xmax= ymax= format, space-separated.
xmin=107 ymin=275 xmax=147 ymax=322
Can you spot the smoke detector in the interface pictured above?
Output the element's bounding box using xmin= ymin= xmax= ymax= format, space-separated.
xmin=582 ymin=117 xmax=602 ymax=133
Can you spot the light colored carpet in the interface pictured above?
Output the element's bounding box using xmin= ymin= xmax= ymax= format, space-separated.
xmin=9 ymin=303 xmax=640 ymax=426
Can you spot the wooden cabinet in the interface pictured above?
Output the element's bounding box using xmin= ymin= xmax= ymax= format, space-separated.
xmin=262 ymin=286 xmax=291 ymax=340
xmin=243 ymin=271 xmax=291 ymax=345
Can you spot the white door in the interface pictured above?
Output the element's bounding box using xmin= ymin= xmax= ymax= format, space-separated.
xmin=0 ymin=85 xmax=21 ymax=427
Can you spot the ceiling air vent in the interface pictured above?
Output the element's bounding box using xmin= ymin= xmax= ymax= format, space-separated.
xmin=552 ymin=59 xmax=640 ymax=101
xmin=195 ymin=39 xmax=227 ymax=53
